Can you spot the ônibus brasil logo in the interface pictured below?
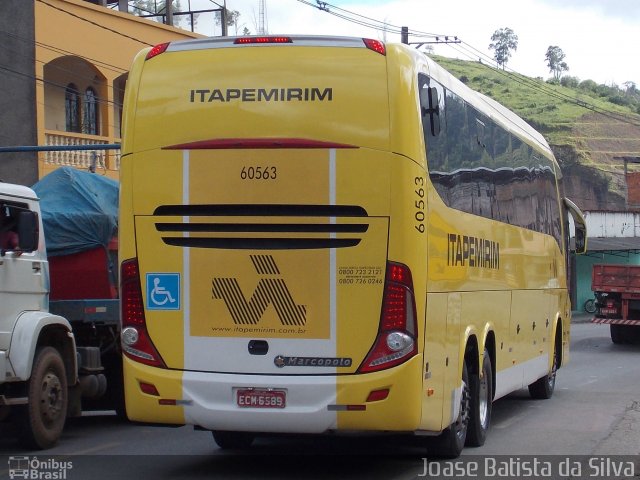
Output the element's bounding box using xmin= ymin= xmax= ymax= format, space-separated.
xmin=7 ymin=456 xmax=72 ymax=480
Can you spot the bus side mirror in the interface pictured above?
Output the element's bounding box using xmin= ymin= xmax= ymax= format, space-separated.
xmin=564 ymin=197 xmax=587 ymax=255
xmin=420 ymin=86 xmax=441 ymax=136
xmin=17 ymin=210 xmax=39 ymax=252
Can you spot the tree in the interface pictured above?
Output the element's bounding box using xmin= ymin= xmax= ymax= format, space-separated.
xmin=489 ymin=27 xmax=518 ymax=69
xmin=560 ymin=76 xmax=579 ymax=88
xmin=130 ymin=1 xmax=190 ymax=29
xmin=131 ymin=1 xmax=182 ymax=18
xmin=216 ymin=8 xmax=241 ymax=35
xmin=623 ymin=81 xmax=637 ymax=95
xmin=545 ymin=46 xmax=569 ymax=81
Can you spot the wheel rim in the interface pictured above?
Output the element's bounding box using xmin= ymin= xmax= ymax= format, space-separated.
xmin=39 ymin=370 xmax=63 ymax=426
xmin=454 ymin=380 xmax=470 ymax=441
xmin=548 ymin=351 xmax=558 ymax=390
xmin=479 ymin=370 xmax=490 ymax=427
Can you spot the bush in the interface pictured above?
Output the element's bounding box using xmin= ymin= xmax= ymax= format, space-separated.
xmin=579 ymin=79 xmax=598 ymax=92
xmin=560 ymin=76 xmax=580 ymax=88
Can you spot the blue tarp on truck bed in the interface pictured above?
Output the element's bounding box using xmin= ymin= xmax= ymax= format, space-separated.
xmin=32 ymin=167 xmax=118 ymax=257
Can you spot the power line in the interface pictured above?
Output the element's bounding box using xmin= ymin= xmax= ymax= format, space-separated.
xmin=36 ymin=0 xmax=153 ymax=47
xmin=297 ymin=0 xmax=452 ymax=39
xmin=0 ymin=29 xmax=129 ymax=76
xmin=0 ymin=64 xmax=124 ymax=123
xmin=446 ymin=41 xmax=640 ymax=127
xmin=294 ymin=0 xmax=640 ymax=129
xmin=0 ymin=30 xmax=128 ymax=101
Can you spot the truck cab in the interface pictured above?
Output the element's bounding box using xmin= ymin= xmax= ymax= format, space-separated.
xmin=0 ymin=182 xmax=77 ymax=449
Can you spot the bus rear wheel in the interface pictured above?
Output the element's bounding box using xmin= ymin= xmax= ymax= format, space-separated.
xmin=528 ymin=337 xmax=558 ymax=400
xmin=426 ymin=361 xmax=470 ymax=458
xmin=212 ymin=431 xmax=255 ymax=450
xmin=466 ymin=349 xmax=492 ymax=447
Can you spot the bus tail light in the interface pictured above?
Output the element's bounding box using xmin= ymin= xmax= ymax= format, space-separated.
xmin=145 ymin=42 xmax=170 ymax=61
xmin=234 ymin=36 xmax=292 ymax=44
xmin=121 ymin=258 xmax=166 ymax=368
xmin=358 ymin=262 xmax=418 ymax=373
xmin=363 ymin=38 xmax=386 ymax=56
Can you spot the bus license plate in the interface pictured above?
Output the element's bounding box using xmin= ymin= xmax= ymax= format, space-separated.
xmin=236 ymin=389 xmax=286 ymax=409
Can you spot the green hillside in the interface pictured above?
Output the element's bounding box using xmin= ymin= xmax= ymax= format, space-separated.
xmin=429 ymin=55 xmax=640 ymax=210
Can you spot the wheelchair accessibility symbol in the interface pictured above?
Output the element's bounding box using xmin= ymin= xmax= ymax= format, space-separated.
xmin=146 ymin=273 xmax=180 ymax=310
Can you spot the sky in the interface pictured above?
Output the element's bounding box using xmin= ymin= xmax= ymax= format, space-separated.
xmin=181 ymin=0 xmax=640 ymax=87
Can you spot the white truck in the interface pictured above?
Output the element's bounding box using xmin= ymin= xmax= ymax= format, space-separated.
xmin=0 ymin=182 xmax=77 ymax=449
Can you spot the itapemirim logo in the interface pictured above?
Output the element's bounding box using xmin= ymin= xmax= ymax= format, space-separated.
xmin=211 ymin=255 xmax=307 ymax=326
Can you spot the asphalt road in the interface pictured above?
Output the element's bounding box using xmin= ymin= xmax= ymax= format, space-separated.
xmin=1 ymin=320 xmax=638 ymax=480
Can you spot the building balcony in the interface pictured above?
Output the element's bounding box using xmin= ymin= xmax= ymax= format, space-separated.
xmin=44 ymin=130 xmax=121 ymax=175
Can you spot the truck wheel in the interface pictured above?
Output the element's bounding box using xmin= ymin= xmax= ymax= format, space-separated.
xmin=18 ymin=347 xmax=68 ymax=449
xmin=426 ymin=361 xmax=470 ymax=458
xmin=466 ymin=349 xmax=492 ymax=447
xmin=610 ymin=324 xmax=625 ymax=344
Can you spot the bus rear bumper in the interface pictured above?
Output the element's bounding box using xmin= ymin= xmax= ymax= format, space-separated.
xmin=123 ymin=355 xmax=424 ymax=433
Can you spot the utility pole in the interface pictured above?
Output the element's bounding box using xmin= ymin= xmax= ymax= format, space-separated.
xmin=221 ymin=0 xmax=227 ymax=36
xmin=166 ymin=0 xmax=173 ymax=26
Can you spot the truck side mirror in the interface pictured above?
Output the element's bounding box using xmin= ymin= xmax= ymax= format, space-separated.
xmin=17 ymin=210 xmax=39 ymax=252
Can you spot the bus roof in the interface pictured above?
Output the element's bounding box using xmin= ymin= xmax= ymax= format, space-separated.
xmin=163 ymin=35 xmax=380 ymax=53
xmin=128 ymin=34 xmax=555 ymax=165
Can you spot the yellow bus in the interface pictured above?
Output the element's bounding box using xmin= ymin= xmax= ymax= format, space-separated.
xmin=119 ymin=35 xmax=587 ymax=457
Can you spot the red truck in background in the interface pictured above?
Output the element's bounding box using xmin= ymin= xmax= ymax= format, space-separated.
xmin=591 ymin=263 xmax=640 ymax=344
xmin=35 ymin=167 xmax=123 ymax=415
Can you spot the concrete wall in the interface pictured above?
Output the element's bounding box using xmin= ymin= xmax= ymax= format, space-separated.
xmin=585 ymin=210 xmax=640 ymax=238
xmin=0 ymin=1 xmax=39 ymax=185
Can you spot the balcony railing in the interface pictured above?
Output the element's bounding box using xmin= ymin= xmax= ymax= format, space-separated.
xmin=44 ymin=131 xmax=121 ymax=172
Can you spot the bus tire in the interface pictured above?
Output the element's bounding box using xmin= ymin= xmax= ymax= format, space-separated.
xmin=466 ymin=349 xmax=492 ymax=447
xmin=18 ymin=347 xmax=68 ymax=449
xmin=426 ymin=361 xmax=470 ymax=458
xmin=212 ymin=431 xmax=255 ymax=449
xmin=528 ymin=337 xmax=558 ymax=400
